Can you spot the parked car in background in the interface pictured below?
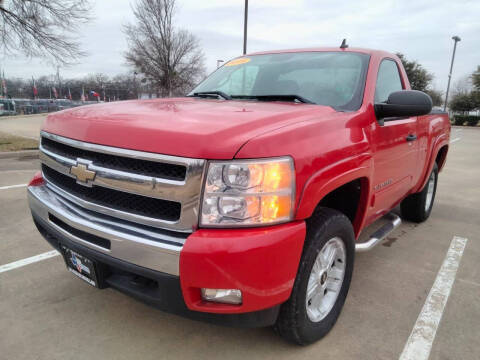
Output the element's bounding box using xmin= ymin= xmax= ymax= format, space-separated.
xmin=32 ymin=99 xmax=60 ymax=113
xmin=31 ymin=99 xmax=88 ymax=114
xmin=82 ymin=100 xmax=101 ymax=105
xmin=55 ymin=99 xmax=75 ymax=111
xmin=13 ymin=99 xmax=34 ymax=115
xmin=0 ymin=99 xmax=16 ymax=116
xmin=32 ymin=100 xmax=50 ymax=114
xmin=71 ymin=101 xmax=85 ymax=107
xmin=47 ymin=100 xmax=59 ymax=112
xmin=0 ymin=98 xmax=99 ymax=116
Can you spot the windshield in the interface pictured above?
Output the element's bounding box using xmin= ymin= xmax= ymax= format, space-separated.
xmin=190 ymin=51 xmax=369 ymax=111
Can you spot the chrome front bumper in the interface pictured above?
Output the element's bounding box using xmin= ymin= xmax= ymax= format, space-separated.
xmin=28 ymin=184 xmax=183 ymax=275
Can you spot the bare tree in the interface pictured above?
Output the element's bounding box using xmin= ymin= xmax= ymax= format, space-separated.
xmin=0 ymin=0 xmax=91 ymax=64
xmin=124 ymin=0 xmax=205 ymax=97
xmin=452 ymin=75 xmax=473 ymax=97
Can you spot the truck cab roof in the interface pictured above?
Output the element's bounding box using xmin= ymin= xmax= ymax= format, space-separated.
xmin=248 ymin=47 xmax=398 ymax=59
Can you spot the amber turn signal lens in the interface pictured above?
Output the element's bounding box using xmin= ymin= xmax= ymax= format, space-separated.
xmin=262 ymin=162 xmax=293 ymax=191
xmin=261 ymin=195 xmax=292 ymax=222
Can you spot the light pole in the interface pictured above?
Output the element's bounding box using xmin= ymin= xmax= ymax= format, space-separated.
xmin=444 ymin=36 xmax=461 ymax=111
xmin=56 ymin=66 xmax=62 ymax=98
xmin=216 ymin=60 xmax=224 ymax=68
xmin=243 ymin=0 xmax=248 ymax=55
xmin=133 ymin=71 xmax=138 ymax=99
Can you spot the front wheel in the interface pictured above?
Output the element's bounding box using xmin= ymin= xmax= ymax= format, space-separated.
xmin=274 ymin=208 xmax=355 ymax=345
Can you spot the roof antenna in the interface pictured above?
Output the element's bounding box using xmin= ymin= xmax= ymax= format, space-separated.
xmin=340 ymin=39 xmax=349 ymax=49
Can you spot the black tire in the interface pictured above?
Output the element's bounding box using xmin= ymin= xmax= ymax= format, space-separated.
xmin=400 ymin=163 xmax=438 ymax=223
xmin=274 ymin=208 xmax=355 ymax=345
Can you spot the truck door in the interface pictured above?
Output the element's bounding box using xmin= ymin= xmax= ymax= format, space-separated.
xmin=370 ymin=59 xmax=418 ymax=218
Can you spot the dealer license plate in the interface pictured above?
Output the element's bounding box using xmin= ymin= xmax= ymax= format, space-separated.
xmin=61 ymin=245 xmax=98 ymax=287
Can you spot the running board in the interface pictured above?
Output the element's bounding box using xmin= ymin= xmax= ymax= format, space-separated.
xmin=355 ymin=213 xmax=402 ymax=252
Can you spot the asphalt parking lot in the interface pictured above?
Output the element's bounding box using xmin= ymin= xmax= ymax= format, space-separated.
xmin=1 ymin=127 xmax=478 ymax=360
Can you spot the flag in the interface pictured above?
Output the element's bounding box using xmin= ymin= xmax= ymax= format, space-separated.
xmin=81 ymin=86 xmax=85 ymax=102
xmin=68 ymin=87 xmax=72 ymax=100
xmin=32 ymin=77 xmax=38 ymax=98
xmin=89 ymin=90 xmax=100 ymax=102
xmin=52 ymin=87 xmax=58 ymax=98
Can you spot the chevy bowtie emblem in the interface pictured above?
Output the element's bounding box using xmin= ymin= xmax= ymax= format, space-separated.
xmin=70 ymin=161 xmax=96 ymax=186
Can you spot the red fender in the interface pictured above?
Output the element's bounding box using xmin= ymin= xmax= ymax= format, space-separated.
xmin=416 ymin=135 xmax=449 ymax=192
xmin=295 ymin=154 xmax=371 ymax=237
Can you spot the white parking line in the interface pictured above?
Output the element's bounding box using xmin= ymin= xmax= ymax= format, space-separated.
xmin=0 ymin=250 xmax=60 ymax=273
xmin=450 ymin=138 xmax=461 ymax=144
xmin=0 ymin=183 xmax=27 ymax=190
xmin=399 ymin=236 xmax=468 ymax=360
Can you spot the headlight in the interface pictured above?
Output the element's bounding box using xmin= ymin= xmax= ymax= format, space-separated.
xmin=201 ymin=157 xmax=295 ymax=227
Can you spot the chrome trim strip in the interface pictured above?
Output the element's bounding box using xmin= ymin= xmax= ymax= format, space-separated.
xmin=55 ymin=195 xmax=187 ymax=245
xmin=39 ymin=131 xmax=206 ymax=232
xmin=41 ymin=131 xmax=198 ymax=167
xmin=28 ymin=184 xmax=182 ymax=275
xmin=44 ymin=178 xmax=186 ymax=230
xmin=39 ymin=147 xmax=189 ymax=201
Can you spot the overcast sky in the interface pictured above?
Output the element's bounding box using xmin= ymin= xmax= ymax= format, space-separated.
xmin=1 ymin=0 xmax=479 ymax=92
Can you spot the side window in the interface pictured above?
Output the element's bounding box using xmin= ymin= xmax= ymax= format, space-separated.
xmin=375 ymin=59 xmax=403 ymax=103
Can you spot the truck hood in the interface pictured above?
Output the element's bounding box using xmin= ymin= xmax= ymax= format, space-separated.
xmin=43 ymin=97 xmax=336 ymax=159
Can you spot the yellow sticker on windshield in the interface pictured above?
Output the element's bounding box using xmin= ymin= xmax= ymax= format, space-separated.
xmin=225 ymin=58 xmax=251 ymax=66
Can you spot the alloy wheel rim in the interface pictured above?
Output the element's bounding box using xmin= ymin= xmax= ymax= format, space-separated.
xmin=306 ymin=237 xmax=346 ymax=322
xmin=425 ymin=171 xmax=436 ymax=212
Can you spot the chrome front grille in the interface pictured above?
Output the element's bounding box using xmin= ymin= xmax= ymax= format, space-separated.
xmin=42 ymin=165 xmax=182 ymax=221
xmin=41 ymin=136 xmax=187 ymax=181
xmin=39 ymin=131 xmax=206 ymax=235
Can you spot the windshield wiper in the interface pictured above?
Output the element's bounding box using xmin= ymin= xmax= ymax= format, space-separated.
xmin=190 ymin=91 xmax=232 ymax=100
xmin=231 ymin=94 xmax=316 ymax=104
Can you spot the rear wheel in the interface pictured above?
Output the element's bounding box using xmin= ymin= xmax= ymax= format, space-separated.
xmin=400 ymin=163 xmax=438 ymax=222
xmin=274 ymin=208 xmax=355 ymax=345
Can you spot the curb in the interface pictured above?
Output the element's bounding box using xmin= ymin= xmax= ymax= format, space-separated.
xmin=452 ymin=125 xmax=480 ymax=129
xmin=0 ymin=149 xmax=39 ymax=159
xmin=0 ymin=113 xmax=48 ymax=119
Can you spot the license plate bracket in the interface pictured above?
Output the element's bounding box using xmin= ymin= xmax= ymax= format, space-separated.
xmin=61 ymin=245 xmax=99 ymax=287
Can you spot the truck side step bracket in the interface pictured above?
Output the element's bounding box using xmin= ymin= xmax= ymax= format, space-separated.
xmin=355 ymin=213 xmax=402 ymax=252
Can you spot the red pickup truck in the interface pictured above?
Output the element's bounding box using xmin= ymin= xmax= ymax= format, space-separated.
xmin=28 ymin=47 xmax=450 ymax=345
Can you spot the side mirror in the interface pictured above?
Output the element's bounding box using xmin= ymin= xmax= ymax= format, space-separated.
xmin=374 ymin=90 xmax=432 ymax=122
